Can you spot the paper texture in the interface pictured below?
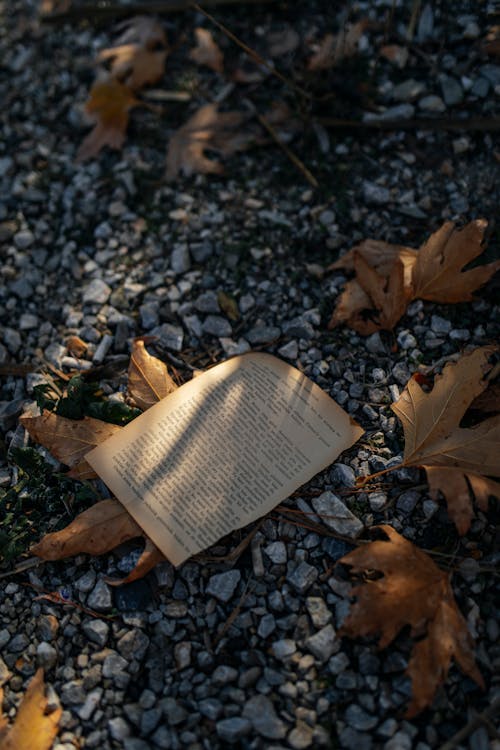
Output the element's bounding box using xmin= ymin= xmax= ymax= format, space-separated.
xmin=86 ymin=353 xmax=363 ymax=566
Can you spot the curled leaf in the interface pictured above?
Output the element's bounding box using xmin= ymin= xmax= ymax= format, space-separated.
xmin=128 ymin=339 xmax=177 ymax=411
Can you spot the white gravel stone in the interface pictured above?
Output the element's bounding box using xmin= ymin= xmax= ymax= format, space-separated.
xmin=206 ymin=570 xmax=241 ymax=602
xmin=312 ymin=491 xmax=364 ymax=538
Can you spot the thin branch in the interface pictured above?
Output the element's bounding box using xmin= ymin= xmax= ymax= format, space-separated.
xmin=41 ymin=0 xmax=278 ymax=23
xmin=437 ymin=697 xmax=500 ymax=750
xmin=318 ymin=116 xmax=500 ymax=132
xmin=193 ymin=3 xmax=313 ymax=101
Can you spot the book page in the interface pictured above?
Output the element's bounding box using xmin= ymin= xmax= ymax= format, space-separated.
xmin=86 ymin=353 xmax=363 ymax=566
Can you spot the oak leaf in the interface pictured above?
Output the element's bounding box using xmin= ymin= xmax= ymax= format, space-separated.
xmin=189 ymin=28 xmax=224 ymax=73
xmin=346 ymin=254 xmax=412 ymax=334
xmin=339 ymin=525 xmax=484 ymax=717
xmin=166 ymin=104 xmax=254 ymax=180
xmin=76 ymin=80 xmax=141 ymax=162
xmin=0 ymin=669 xmax=62 ymax=750
xmin=20 ymin=410 xmax=121 ymax=479
xmin=31 ymin=498 xmax=164 ymax=586
xmin=391 ymin=346 xmax=500 ymax=533
xmin=128 ymin=338 xmax=177 ymax=411
xmin=411 ymin=219 xmax=500 ymax=302
xmin=98 ymin=18 xmax=168 ymax=91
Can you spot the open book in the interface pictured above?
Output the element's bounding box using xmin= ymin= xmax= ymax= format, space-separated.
xmin=87 ymin=353 xmax=363 ymax=566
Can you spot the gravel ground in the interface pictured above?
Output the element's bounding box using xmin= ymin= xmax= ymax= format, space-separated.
xmin=0 ymin=1 xmax=499 ymax=749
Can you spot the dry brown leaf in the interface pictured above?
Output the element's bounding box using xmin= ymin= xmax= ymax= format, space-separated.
xmin=32 ymin=498 xmax=143 ymax=558
xmin=391 ymin=346 xmax=500 ymax=533
xmin=327 ymin=279 xmax=372 ymax=330
xmin=217 ymin=291 xmax=240 ymax=322
xmin=0 ymin=669 xmax=62 ymax=750
xmin=411 ymin=219 xmax=500 ymax=302
xmin=347 ymin=255 xmax=412 ymax=334
xmin=307 ymin=21 xmax=367 ymax=71
xmin=66 ymin=335 xmax=88 ymax=359
xmin=98 ymin=16 xmax=168 ymax=90
xmin=31 ymin=499 xmax=164 ymax=583
xmin=189 ymin=27 xmax=224 ymax=73
xmin=128 ymin=338 xmax=177 ymax=411
xmin=470 ymin=381 xmax=500 ymax=414
xmin=76 ymin=80 xmax=140 ymax=162
xmin=327 ymin=239 xmax=417 ymax=276
xmin=166 ymin=104 xmax=254 ymax=180
xmin=21 ymin=410 xmax=121 ymax=478
xmin=339 ymin=525 xmax=484 ymax=717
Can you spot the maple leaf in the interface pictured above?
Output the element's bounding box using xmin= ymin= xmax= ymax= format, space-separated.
xmin=307 ymin=21 xmax=367 ymax=71
xmin=346 ymin=254 xmax=412 ymax=334
xmin=411 ymin=219 xmax=500 ymax=302
xmin=127 ymin=338 xmax=177 ymax=411
xmin=189 ymin=28 xmax=224 ymax=73
xmin=31 ymin=498 xmax=165 ymax=586
xmin=339 ymin=525 xmax=484 ymax=717
xmin=390 ymin=346 xmax=500 ymax=533
xmin=0 ymin=669 xmax=62 ymax=750
xmin=76 ymin=80 xmax=141 ymax=162
xmin=20 ymin=410 xmax=121 ymax=479
xmin=166 ymin=104 xmax=254 ymax=180
xmin=327 ymin=240 xmax=417 ymax=330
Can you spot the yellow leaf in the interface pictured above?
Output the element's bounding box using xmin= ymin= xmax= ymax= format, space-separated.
xmin=0 ymin=669 xmax=61 ymax=750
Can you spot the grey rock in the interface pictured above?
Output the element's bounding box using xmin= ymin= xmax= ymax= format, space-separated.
xmin=391 ymin=79 xmax=426 ymax=102
xmin=4 ymin=328 xmax=22 ymax=354
xmin=10 ymin=277 xmax=33 ymax=299
xmin=257 ymin=613 xmax=276 ymax=638
xmin=384 ymin=732 xmax=412 ymax=750
xmin=328 ymin=652 xmax=350 ymax=675
xmin=392 ymin=362 xmax=411 ymax=386
xmin=339 ymin=727 xmax=373 ymax=750
xmin=366 ymin=332 xmax=385 ymax=354
xmin=174 ymin=641 xmax=191 ymax=670
xmin=199 ymin=698 xmax=223 ymax=720
xmin=305 ymin=624 xmax=337 ymax=661
xmin=149 ymin=323 xmax=184 ymax=351
xmin=124 ymin=740 xmax=151 ymax=750
xmin=170 ymin=246 xmax=191 ymax=274
xmin=287 ymin=561 xmax=318 ymax=594
xmin=369 ymin=492 xmax=387 ymax=511
xmin=212 ymin=665 xmax=238 ymax=684
xmin=283 ymin=316 xmax=315 ymax=340
xmin=77 ymin=688 xmax=102 ymax=721
xmin=82 ymin=619 xmax=109 ymax=647
xmin=61 ymin=680 xmax=86 ymax=705
xmin=139 ymin=302 xmax=159 ymax=329
xmin=220 ymin=337 xmax=251 ymax=356
xmin=430 ymin=314 xmax=451 ymax=335
xmin=471 ymin=77 xmax=490 ymax=98
xmin=312 ymin=491 xmax=363 ymax=538
xmin=108 ymin=717 xmax=131 ymax=741
xmin=19 ymin=313 xmax=39 ymax=330
xmin=103 ymin=653 xmax=128 ymax=680
xmin=7 ymin=633 xmax=29 ymax=652
xmin=87 ymin=579 xmax=113 ymax=612
xmin=345 ymin=704 xmax=378 ymax=731
xmin=239 ymin=293 xmax=255 ymax=313
xmin=331 ymin=463 xmax=356 ymax=487
xmin=480 ymin=64 xmax=500 ymax=86
xmin=271 ymin=639 xmax=297 ymax=659
xmin=363 ymin=181 xmax=390 ymax=205
xmin=245 ymin=326 xmax=281 ymax=344
xmin=151 ymin=726 xmax=175 ymax=748
xmin=278 ymin=340 xmax=298 ymax=360
xmin=75 ymin=570 xmax=96 ymax=593
xmin=440 ymin=75 xmax=463 ymax=106
xmin=190 ymin=240 xmax=213 ymax=263
xmin=206 ymin=570 xmax=241 ymax=602
xmin=363 ymin=104 xmax=414 ymax=122
xmin=161 ymin=697 xmax=188 ymax=725
xmin=83 ymin=278 xmax=111 ymax=305
xmin=141 ymin=708 xmax=162 ymax=735
xmin=36 ymin=642 xmax=57 ymax=669
xmin=469 ymin=726 xmax=490 ymax=750
xmin=117 ymin=629 xmax=150 ymax=661
xmin=216 ymin=717 xmax=252 ymax=743
xmin=202 ymin=315 xmax=232 ymax=337
xmin=418 ymin=95 xmax=446 ymax=112
xmin=288 ymin=721 xmax=315 ymax=749
xmin=194 ymin=291 xmax=220 ymax=313
xmin=13 ymin=229 xmax=35 ymax=249
xmin=306 ymin=597 xmax=332 ymax=628
xmin=242 ymin=695 xmax=287 ymax=739
xmin=396 ymin=490 xmax=419 ymax=514
xmin=417 ymin=3 xmax=434 ymax=40
xmin=264 ymin=541 xmax=287 ymax=564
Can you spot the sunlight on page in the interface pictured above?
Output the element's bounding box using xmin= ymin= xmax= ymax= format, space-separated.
xmin=86 ymin=353 xmax=364 ymax=566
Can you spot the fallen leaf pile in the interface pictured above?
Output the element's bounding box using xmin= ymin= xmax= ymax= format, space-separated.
xmin=328 ymin=219 xmax=500 ymax=333
xmin=77 ymin=16 xmax=168 ymax=161
xmin=0 ymin=669 xmax=61 ymax=750
xmin=338 ymin=525 xmax=485 ymax=717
